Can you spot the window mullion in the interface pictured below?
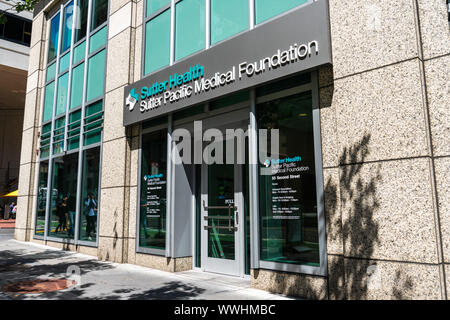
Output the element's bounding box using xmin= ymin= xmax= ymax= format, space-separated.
xmin=205 ymin=0 xmax=210 ymax=49
xmin=75 ymin=0 xmax=93 ymax=244
xmin=44 ymin=4 xmax=64 ymax=239
xmin=64 ymin=1 xmax=77 ymax=153
xmin=249 ymin=0 xmax=255 ymax=29
xmin=169 ymin=0 xmax=175 ymax=65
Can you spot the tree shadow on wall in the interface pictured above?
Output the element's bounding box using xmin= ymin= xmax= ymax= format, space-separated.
xmin=318 ymin=133 xmax=414 ymax=300
xmin=327 ymin=134 xmax=381 ymax=300
xmin=255 ymin=133 xmax=413 ymax=299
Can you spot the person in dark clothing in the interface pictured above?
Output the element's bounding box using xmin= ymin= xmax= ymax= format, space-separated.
xmin=55 ymin=196 xmax=68 ymax=234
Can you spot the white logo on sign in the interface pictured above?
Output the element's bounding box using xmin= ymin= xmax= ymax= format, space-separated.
xmin=126 ymin=93 xmax=137 ymax=111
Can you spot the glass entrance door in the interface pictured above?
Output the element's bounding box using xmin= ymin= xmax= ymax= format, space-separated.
xmin=200 ymin=120 xmax=246 ymax=277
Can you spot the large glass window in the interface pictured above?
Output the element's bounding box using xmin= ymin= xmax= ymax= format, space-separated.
xmin=146 ymin=0 xmax=170 ymax=17
xmin=74 ymin=0 xmax=88 ymax=42
xmin=210 ymin=0 xmax=248 ymax=45
xmin=0 ymin=12 xmax=32 ymax=46
xmin=86 ymin=49 xmax=106 ymax=102
xmin=48 ymin=13 xmax=60 ymax=62
xmin=70 ymin=62 xmax=84 ymax=109
xmin=143 ymin=0 xmax=311 ymax=76
xmin=175 ymin=0 xmax=205 ymax=61
xmin=35 ymin=161 xmax=49 ymax=236
xmin=139 ymin=129 xmax=168 ymax=250
xmin=89 ymin=25 xmax=107 ymax=53
xmin=43 ymin=82 xmax=55 ymax=122
xmin=257 ymin=90 xmax=320 ymax=267
xmin=48 ymin=153 xmax=79 ymax=239
xmin=144 ymin=9 xmax=171 ymax=75
xmin=91 ymin=0 xmax=108 ymax=30
xmin=84 ymin=100 xmax=104 ymax=146
xmin=62 ymin=1 xmax=74 ymax=52
xmin=79 ymin=147 xmax=100 ymax=241
xmin=37 ymin=0 xmax=106 ymax=245
xmin=255 ymin=0 xmax=309 ymax=24
xmin=56 ymin=72 xmax=69 ymax=115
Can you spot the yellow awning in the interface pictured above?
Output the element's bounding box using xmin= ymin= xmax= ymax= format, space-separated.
xmin=2 ymin=190 xmax=18 ymax=197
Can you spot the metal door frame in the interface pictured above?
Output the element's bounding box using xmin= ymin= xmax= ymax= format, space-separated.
xmin=199 ymin=112 xmax=248 ymax=277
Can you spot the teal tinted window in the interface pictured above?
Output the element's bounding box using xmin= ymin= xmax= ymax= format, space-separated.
xmin=68 ymin=110 xmax=81 ymax=150
xmin=52 ymin=117 xmax=65 ymax=155
xmin=91 ymin=0 xmax=108 ymax=31
xmin=146 ymin=0 xmax=170 ymax=17
xmin=211 ymin=0 xmax=248 ymax=45
xmin=40 ymin=123 xmax=52 ymax=158
xmin=56 ymin=73 xmax=69 ymax=116
xmin=46 ymin=62 xmax=56 ymax=82
xmin=70 ymin=62 xmax=84 ymax=109
xmin=59 ymin=52 xmax=70 ymax=73
xmin=255 ymin=0 xmax=308 ymax=24
xmin=48 ymin=13 xmax=60 ymax=62
xmin=144 ymin=9 xmax=170 ymax=75
xmin=84 ymin=128 xmax=102 ymax=145
xmin=84 ymin=101 xmax=103 ymax=146
xmin=255 ymin=0 xmax=310 ymax=24
xmin=139 ymin=129 xmax=167 ymax=250
xmin=75 ymin=0 xmax=88 ymax=42
xmin=43 ymin=82 xmax=55 ymax=122
xmin=73 ymin=41 xmax=85 ymax=64
xmin=89 ymin=25 xmax=106 ymax=53
xmin=86 ymin=49 xmax=105 ymax=102
xmin=62 ymin=1 xmax=74 ymax=52
xmin=175 ymin=0 xmax=205 ymax=61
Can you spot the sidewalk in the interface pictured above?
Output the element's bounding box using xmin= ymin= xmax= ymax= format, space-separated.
xmin=0 ymin=219 xmax=15 ymax=229
xmin=0 ymin=230 xmax=295 ymax=300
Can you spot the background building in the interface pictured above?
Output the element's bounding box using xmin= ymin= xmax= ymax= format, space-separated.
xmin=0 ymin=0 xmax=32 ymax=215
xmin=15 ymin=0 xmax=450 ymax=300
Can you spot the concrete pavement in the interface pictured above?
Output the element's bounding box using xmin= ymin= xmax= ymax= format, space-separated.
xmin=0 ymin=229 xmax=295 ymax=300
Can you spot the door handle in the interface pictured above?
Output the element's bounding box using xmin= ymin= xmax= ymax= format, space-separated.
xmin=235 ymin=211 xmax=238 ymax=225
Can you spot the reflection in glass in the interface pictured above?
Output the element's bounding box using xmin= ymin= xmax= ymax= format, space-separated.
xmin=74 ymin=0 xmax=88 ymax=42
xmin=35 ymin=161 xmax=49 ymax=236
xmin=48 ymin=153 xmax=78 ymax=239
xmin=62 ymin=1 xmax=74 ymax=52
xmin=139 ymin=130 xmax=167 ymax=250
xmin=91 ymin=0 xmax=108 ymax=31
xmin=79 ymin=147 xmax=100 ymax=241
xmin=257 ymin=90 xmax=320 ymax=266
xmin=48 ymin=13 xmax=60 ymax=62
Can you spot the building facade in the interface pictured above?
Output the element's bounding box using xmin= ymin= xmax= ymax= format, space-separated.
xmin=0 ymin=0 xmax=32 ymax=211
xmin=16 ymin=0 xmax=450 ymax=300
